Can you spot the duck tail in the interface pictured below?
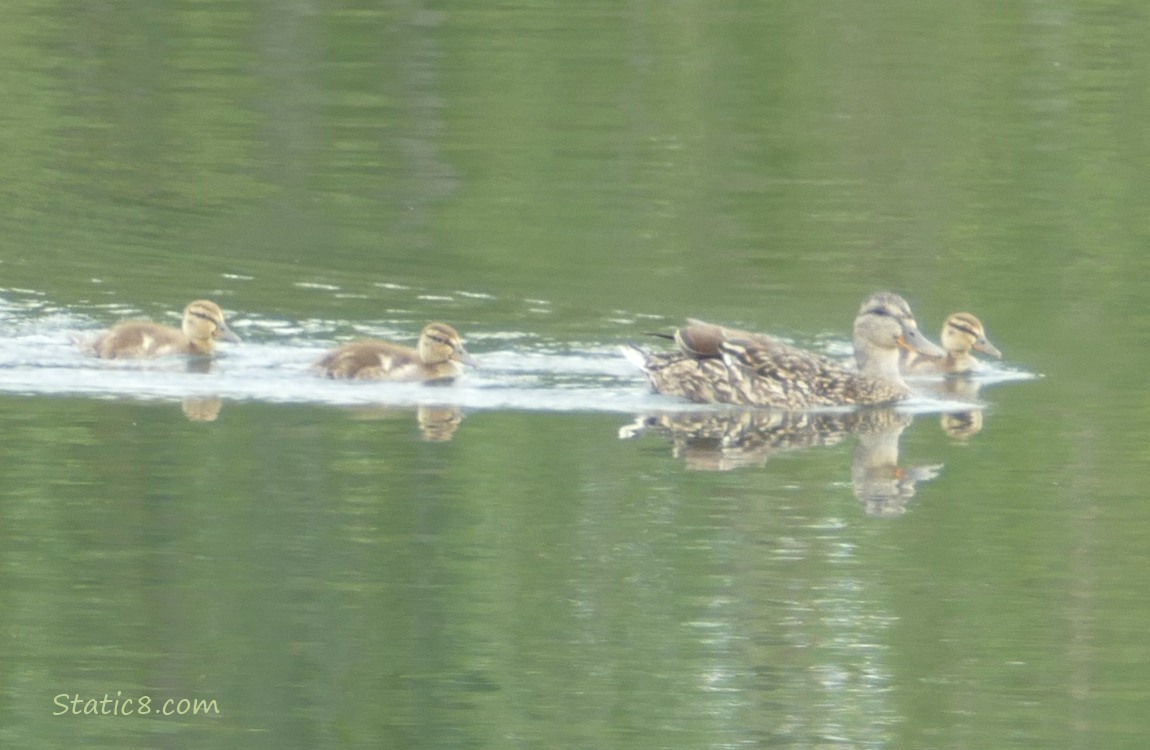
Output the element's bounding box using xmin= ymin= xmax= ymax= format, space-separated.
xmin=619 ymin=343 xmax=650 ymax=371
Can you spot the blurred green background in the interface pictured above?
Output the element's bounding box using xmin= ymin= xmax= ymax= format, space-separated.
xmin=2 ymin=2 xmax=1150 ymax=748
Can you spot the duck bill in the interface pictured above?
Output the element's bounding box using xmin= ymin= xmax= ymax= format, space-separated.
xmin=897 ymin=326 xmax=945 ymax=357
xmin=973 ymin=338 xmax=1002 ymax=359
xmin=214 ymin=326 xmax=242 ymax=344
xmin=455 ymin=348 xmax=478 ymax=368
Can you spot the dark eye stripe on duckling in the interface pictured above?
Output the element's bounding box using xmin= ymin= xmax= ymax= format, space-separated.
xmin=428 ymin=333 xmax=456 ymax=347
xmin=946 ymin=321 xmax=980 ymax=337
xmin=189 ymin=310 xmax=220 ymax=324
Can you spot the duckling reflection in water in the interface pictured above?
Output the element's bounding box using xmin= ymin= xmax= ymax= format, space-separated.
xmin=313 ymin=323 xmax=476 ymax=383
xmin=620 ymin=408 xmax=942 ymax=514
xmin=921 ymin=375 xmax=990 ymax=439
xmin=341 ymin=405 xmax=464 ymax=442
xmin=897 ymin=312 xmax=1007 ymax=437
xmin=182 ymin=396 xmax=223 ymax=422
xmin=415 ymin=406 xmax=464 ymax=441
xmin=939 ymin=410 xmax=983 ymax=439
xmin=624 ymin=292 xmax=944 ymax=408
xmin=901 ymin=312 xmax=1001 ymax=375
xmin=78 ymin=300 xmax=241 ymax=359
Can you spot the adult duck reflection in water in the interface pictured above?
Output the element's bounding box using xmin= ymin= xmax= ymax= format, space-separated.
xmin=620 ymin=408 xmax=942 ymax=516
xmin=850 ymin=416 xmax=943 ymax=516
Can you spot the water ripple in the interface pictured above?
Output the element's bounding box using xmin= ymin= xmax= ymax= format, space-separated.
xmin=0 ymin=303 xmax=1034 ymax=413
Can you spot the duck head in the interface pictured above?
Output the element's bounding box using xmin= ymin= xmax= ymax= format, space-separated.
xmin=941 ymin=312 xmax=1001 ymax=359
xmin=418 ymin=322 xmax=477 ymax=367
xmin=183 ymin=300 xmax=241 ymax=345
xmin=853 ymin=292 xmax=944 ymax=382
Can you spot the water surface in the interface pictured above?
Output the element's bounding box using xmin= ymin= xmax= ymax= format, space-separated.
xmin=3 ymin=2 xmax=1150 ymax=749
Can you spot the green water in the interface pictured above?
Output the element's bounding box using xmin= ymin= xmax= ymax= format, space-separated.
xmin=3 ymin=2 xmax=1150 ymax=748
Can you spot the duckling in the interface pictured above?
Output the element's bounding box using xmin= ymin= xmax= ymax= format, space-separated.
xmin=313 ymin=322 xmax=476 ymax=382
xmin=901 ymin=312 xmax=1001 ymax=375
xmin=85 ymin=300 xmax=240 ymax=359
xmin=623 ymin=292 xmax=945 ymax=409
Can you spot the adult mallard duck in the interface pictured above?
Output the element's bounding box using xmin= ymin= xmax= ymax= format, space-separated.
xmin=901 ymin=312 xmax=1001 ymax=375
xmin=313 ymin=322 xmax=477 ymax=382
xmin=83 ymin=300 xmax=241 ymax=359
xmin=623 ymin=292 xmax=944 ymax=409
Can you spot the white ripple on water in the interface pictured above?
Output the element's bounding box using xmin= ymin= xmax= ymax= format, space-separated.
xmin=0 ymin=312 xmax=1035 ymax=413
xmin=0 ymin=323 xmax=656 ymax=411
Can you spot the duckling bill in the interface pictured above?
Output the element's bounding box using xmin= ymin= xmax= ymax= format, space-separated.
xmin=624 ymin=292 xmax=944 ymax=409
xmin=313 ymin=322 xmax=476 ymax=382
xmin=83 ymin=300 xmax=240 ymax=359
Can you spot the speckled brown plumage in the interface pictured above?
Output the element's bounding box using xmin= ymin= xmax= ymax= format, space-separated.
xmin=625 ymin=292 xmax=944 ymax=409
